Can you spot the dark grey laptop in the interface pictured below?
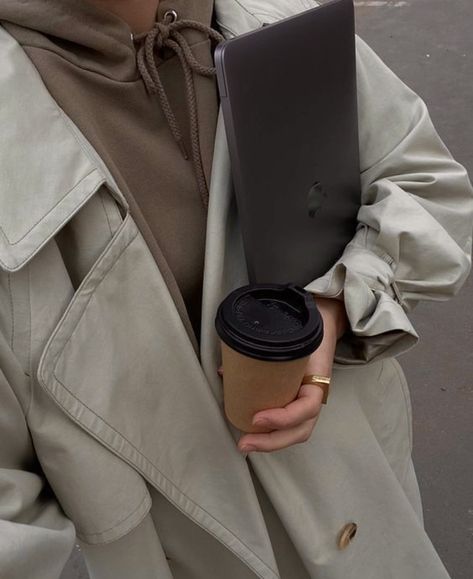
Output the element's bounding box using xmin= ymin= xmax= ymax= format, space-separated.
xmin=215 ymin=0 xmax=360 ymax=286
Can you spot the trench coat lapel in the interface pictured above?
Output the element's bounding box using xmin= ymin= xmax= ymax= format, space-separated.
xmin=0 ymin=27 xmax=281 ymax=579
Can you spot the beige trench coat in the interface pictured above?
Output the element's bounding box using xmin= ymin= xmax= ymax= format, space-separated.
xmin=0 ymin=1 xmax=472 ymax=578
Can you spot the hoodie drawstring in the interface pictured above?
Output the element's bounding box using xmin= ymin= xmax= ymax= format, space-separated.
xmin=134 ymin=18 xmax=224 ymax=209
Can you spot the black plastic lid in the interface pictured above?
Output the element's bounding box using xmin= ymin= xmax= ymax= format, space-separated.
xmin=215 ymin=283 xmax=324 ymax=361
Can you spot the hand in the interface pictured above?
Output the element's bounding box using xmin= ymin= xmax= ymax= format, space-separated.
xmin=218 ymin=296 xmax=348 ymax=454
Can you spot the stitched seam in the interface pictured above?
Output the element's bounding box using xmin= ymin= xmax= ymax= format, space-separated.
xmin=0 ymin=170 xmax=97 ymax=247
xmin=50 ymin=227 xmax=227 ymax=539
xmin=252 ymin=1 xmax=317 ymax=19
xmin=391 ymin=281 xmax=408 ymax=309
xmin=344 ymin=242 xmax=397 ymax=271
xmin=47 ymin=373 xmax=278 ymax=575
xmin=26 ymin=265 xmax=33 ymax=416
xmin=23 ymin=37 xmax=213 ymax=83
xmin=232 ymin=0 xmax=264 ymax=25
xmin=1 ymin=34 xmax=107 ymax=179
xmin=0 ymin=177 xmax=104 ymax=272
xmin=23 ymin=45 xmax=140 ymax=83
xmin=58 ymin=111 xmax=105 ymax=177
xmin=77 ymin=491 xmax=150 ymax=539
xmin=99 ymin=189 xmax=114 ymax=238
xmin=52 ymin=374 xmax=183 ymax=492
xmin=376 ymin=359 xmax=386 ymax=382
xmin=7 ymin=274 xmax=14 ymax=350
xmin=39 ymin=228 xmax=275 ymax=574
xmin=99 ymin=187 xmax=124 ymax=235
xmin=380 ymin=252 xmax=395 ymax=266
xmin=306 ymin=261 xmax=341 ymax=298
xmin=58 ymin=111 xmax=127 ymax=210
xmin=252 ymin=12 xmax=279 ymax=21
xmin=215 ymin=21 xmax=239 ymax=37
xmin=3 ymin=36 xmax=127 ymax=249
xmin=386 ymin=359 xmax=413 ymax=452
xmin=78 ymin=495 xmax=151 ymax=546
xmin=2 ymin=37 xmax=111 ymax=185
xmin=50 ymin=232 xmax=138 ymax=362
xmin=33 ymin=215 xmax=132 ymax=399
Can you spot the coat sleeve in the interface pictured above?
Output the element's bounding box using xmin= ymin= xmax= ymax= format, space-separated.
xmin=304 ymin=36 xmax=473 ymax=363
xmin=0 ymin=341 xmax=76 ymax=579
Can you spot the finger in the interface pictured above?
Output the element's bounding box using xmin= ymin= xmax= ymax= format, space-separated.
xmin=252 ymin=384 xmax=323 ymax=429
xmin=217 ymin=366 xmax=223 ymax=376
xmin=239 ymin=418 xmax=317 ymax=453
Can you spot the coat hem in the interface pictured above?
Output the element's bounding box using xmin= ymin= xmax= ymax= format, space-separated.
xmin=76 ymin=490 xmax=152 ymax=545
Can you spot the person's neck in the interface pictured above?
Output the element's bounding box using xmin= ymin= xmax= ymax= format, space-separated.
xmin=87 ymin=0 xmax=160 ymax=34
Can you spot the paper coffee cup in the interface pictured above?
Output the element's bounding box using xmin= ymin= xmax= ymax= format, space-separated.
xmin=215 ymin=283 xmax=324 ymax=433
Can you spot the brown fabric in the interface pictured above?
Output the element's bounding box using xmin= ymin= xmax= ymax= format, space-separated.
xmin=135 ymin=18 xmax=224 ymax=209
xmin=1 ymin=0 xmax=219 ymax=349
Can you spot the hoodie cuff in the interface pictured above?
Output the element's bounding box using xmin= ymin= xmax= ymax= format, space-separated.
xmin=304 ymin=244 xmax=419 ymax=364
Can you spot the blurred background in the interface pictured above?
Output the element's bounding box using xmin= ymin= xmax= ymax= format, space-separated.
xmin=62 ymin=1 xmax=473 ymax=577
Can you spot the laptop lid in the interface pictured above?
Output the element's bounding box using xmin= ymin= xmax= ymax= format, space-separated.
xmin=215 ymin=0 xmax=361 ymax=287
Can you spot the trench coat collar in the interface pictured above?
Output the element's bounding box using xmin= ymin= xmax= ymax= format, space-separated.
xmin=0 ymin=25 xmax=127 ymax=273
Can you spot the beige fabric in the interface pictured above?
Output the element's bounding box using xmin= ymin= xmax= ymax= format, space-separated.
xmin=79 ymin=454 xmax=328 ymax=579
xmin=80 ymin=514 xmax=172 ymax=579
xmin=0 ymin=1 xmax=472 ymax=578
xmin=0 ymin=334 xmax=76 ymax=579
xmin=146 ymin=459 xmax=312 ymax=579
xmin=80 ymin=358 xmax=427 ymax=579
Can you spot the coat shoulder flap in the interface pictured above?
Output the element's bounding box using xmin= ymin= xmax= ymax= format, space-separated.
xmin=0 ymin=26 xmax=106 ymax=273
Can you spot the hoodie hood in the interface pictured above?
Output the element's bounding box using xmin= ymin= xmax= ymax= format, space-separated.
xmin=0 ymin=0 xmax=214 ymax=81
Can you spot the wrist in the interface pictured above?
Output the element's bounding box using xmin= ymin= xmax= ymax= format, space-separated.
xmin=314 ymin=296 xmax=348 ymax=340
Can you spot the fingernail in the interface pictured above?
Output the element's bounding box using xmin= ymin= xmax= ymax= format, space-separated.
xmin=253 ymin=418 xmax=270 ymax=427
xmin=240 ymin=445 xmax=257 ymax=453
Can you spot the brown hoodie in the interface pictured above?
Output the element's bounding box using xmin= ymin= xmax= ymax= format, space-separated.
xmin=1 ymin=0 xmax=219 ymax=347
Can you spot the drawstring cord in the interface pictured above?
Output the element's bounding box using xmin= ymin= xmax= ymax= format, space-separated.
xmin=134 ymin=18 xmax=224 ymax=209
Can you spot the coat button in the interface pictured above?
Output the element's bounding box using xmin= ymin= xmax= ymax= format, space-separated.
xmin=337 ymin=522 xmax=358 ymax=550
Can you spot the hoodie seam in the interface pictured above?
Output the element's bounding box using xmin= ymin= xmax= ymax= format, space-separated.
xmin=22 ymin=44 xmax=142 ymax=82
xmin=23 ymin=36 xmax=214 ymax=83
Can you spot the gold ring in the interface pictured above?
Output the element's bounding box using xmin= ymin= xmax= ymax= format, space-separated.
xmin=301 ymin=374 xmax=331 ymax=404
